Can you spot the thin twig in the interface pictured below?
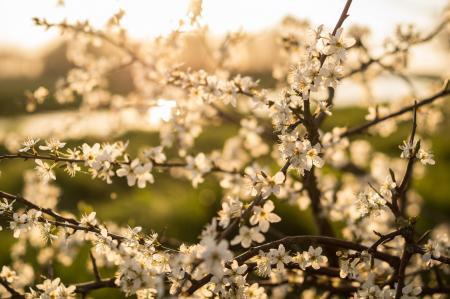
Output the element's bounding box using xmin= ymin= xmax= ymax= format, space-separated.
xmin=89 ymin=250 xmax=102 ymax=282
xmin=0 ymin=278 xmax=23 ymax=298
xmin=0 ymin=152 xmax=242 ymax=175
xmin=341 ymin=84 xmax=450 ymax=138
xmin=394 ymin=244 xmax=413 ymax=299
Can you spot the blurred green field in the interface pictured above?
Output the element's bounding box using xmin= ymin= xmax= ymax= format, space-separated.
xmin=0 ymin=47 xmax=449 ymax=297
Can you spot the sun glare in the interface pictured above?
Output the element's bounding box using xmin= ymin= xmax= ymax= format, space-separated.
xmin=147 ymin=99 xmax=177 ymax=126
xmin=0 ymin=0 xmax=447 ymax=49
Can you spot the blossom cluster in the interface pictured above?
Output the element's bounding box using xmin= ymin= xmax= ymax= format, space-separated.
xmin=0 ymin=0 xmax=450 ymax=299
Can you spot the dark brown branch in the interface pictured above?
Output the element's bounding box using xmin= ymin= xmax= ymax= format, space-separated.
xmin=217 ymin=195 xmax=263 ymax=241
xmin=0 ymin=191 xmax=79 ymax=225
xmin=315 ymin=87 xmax=335 ymax=126
xmin=341 ymin=83 xmax=450 ymax=138
xmin=178 ymin=158 xmax=292 ymax=294
xmin=331 ymin=0 xmax=353 ymax=36
xmin=0 ymin=152 xmax=242 ymax=175
xmin=217 ymin=156 xmax=291 ymax=242
xmin=394 ymin=244 xmax=413 ymax=299
xmin=0 ymin=190 xmax=132 ymax=244
xmin=259 ymin=280 xmax=450 ymax=296
xmin=413 ymin=245 xmax=450 ymax=265
xmin=303 ymin=169 xmax=335 ymax=237
xmin=395 ymin=102 xmax=419 ymax=214
xmin=4 ymin=276 xmax=118 ymax=298
xmin=0 ymin=278 xmax=23 ymax=298
xmin=89 ymin=250 xmax=102 ymax=282
xmin=74 ymin=278 xmax=117 ymax=294
xmin=298 ymin=0 xmax=354 ymax=239
xmin=303 ymin=0 xmax=352 ymax=236
xmin=33 ymin=19 xmax=153 ymax=70
xmin=186 ymin=235 xmax=399 ymax=295
xmin=233 ymin=235 xmax=399 ymax=266
xmin=343 ymin=20 xmax=449 ymax=79
xmin=259 ymin=279 xmax=356 ymax=295
xmin=0 ymin=153 xmax=82 ymax=164
xmin=368 ymin=228 xmax=404 ymax=253
xmin=211 ymin=103 xmax=274 ymax=141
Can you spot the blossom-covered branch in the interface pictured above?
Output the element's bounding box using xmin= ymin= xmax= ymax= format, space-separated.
xmin=1 ymin=0 xmax=449 ymax=298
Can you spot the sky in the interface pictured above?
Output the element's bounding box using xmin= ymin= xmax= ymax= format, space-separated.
xmin=0 ymin=0 xmax=448 ymax=132
xmin=0 ymin=0 xmax=448 ymax=49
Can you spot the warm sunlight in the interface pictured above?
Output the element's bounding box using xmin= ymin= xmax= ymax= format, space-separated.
xmin=147 ymin=99 xmax=177 ymax=126
xmin=1 ymin=0 xmax=447 ymax=48
xmin=0 ymin=1 xmax=449 ymax=298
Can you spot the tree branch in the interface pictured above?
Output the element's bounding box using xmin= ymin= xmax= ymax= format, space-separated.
xmin=186 ymin=234 xmax=400 ymax=295
xmin=341 ymin=83 xmax=450 ymax=138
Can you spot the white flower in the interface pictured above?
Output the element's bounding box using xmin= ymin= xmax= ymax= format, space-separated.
xmin=143 ymin=146 xmax=167 ymax=164
xmin=136 ymin=288 xmax=157 ymax=299
xmin=64 ymin=148 xmax=82 ymax=177
xmin=303 ymin=246 xmax=328 ymax=270
xmin=255 ymin=252 xmax=271 ymax=278
xmin=302 ymin=141 xmax=324 ymax=170
xmin=422 ymin=239 xmax=442 ymax=266
xmin=293 ymin=250 xmax=310 ymax=270
xmin=185 ymin=153 xmax=212 ymax=187
xmin=220 ymin=80 xmax=238 ymax=107
xmin=356 ymin=276 xmax=392 ymax=299
xmin=290 ymin=140 xmax=324 ymax=173
xmin=231 ymin=226 xmax=265 ymax=248
xmin=0 ymin=266 xmax=18 ymax=284
xmin=117 ymin=159 xmax=154 ymax=188
xmin=217 ymin=197 xmax=242 ymax=228
xmin=243 ymin=283 xmax=267 ymax=299
xmin=56 ymin=283 xmax=77 ymax=298
xmin=33 ymin=86 xmax=49 ymax=103
xmin=339 ymin=257 xmax=360 ymax=279
xmin=35 ymin=159 xmax=56 ymax=181
xmin=401 ymin=282 xmax=421 ymax=299
xmin=41 ymin=222 xmax=58 ymax=243
xmin=322 ymin=28 xmax=355 ymax=61
xmin=244 ymin=166 xmax=264 ymax=197
xmin=0 ymin=198 xmax=14 ymax=215
xmin=9 ymin=209 xmax=42 ymax=238
xmin=399 ymin=140 xmax=416 ymax=159
xmin=134 ymin=164 xmax=154 ymax=188
xmin=36 ymin=277 xmax=76 ymax=298
xmin=268 ymin=244 xmax=291 ymax=271
xmin=307 ymin=24 xmax=324 ymax=45
xmin=224 ymin=260 xmax=247 ymax=286
xmin=356 ymin=190 xmax=386 ymax=217
xmin=319 ymin=62 xmax=343 ymax=89
xmin=37 ymin=277 xmax=61 ymax=294
xmin=18 ymin=137 xmax=40 ymax=152
xmin=416 ymin=148 xmax=435 ymax=165
xmin=250 ymin=200 xmax=281 ymax=232
xmin=288 ymin=64 xmax=313 ymax=94
xmin=81 ymin=212 xmax=98 ymax=226
xmin=259 ymin=171 xmax=285 ymax=199
xmin=81 ymin=143 xmax=101 ymax=167
xmin=317 ymin=100 xmax=332 ymax=116
xmin=39 ymin=138 xmax=66 ymax=153
xmin=81 ymin=142 xmax=127 ymax=184
xmin=270 ymin=97 xmax=292 ymax=131
xmin=200 ymin=238 xmax=233 ymax=278
xmin=234 ymin=75 xmax=257 ymax=94
xmin=380 ymin=175 xmax=396 ymax=198
xmin=210 ymin=275 xmax=230 ymax=296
